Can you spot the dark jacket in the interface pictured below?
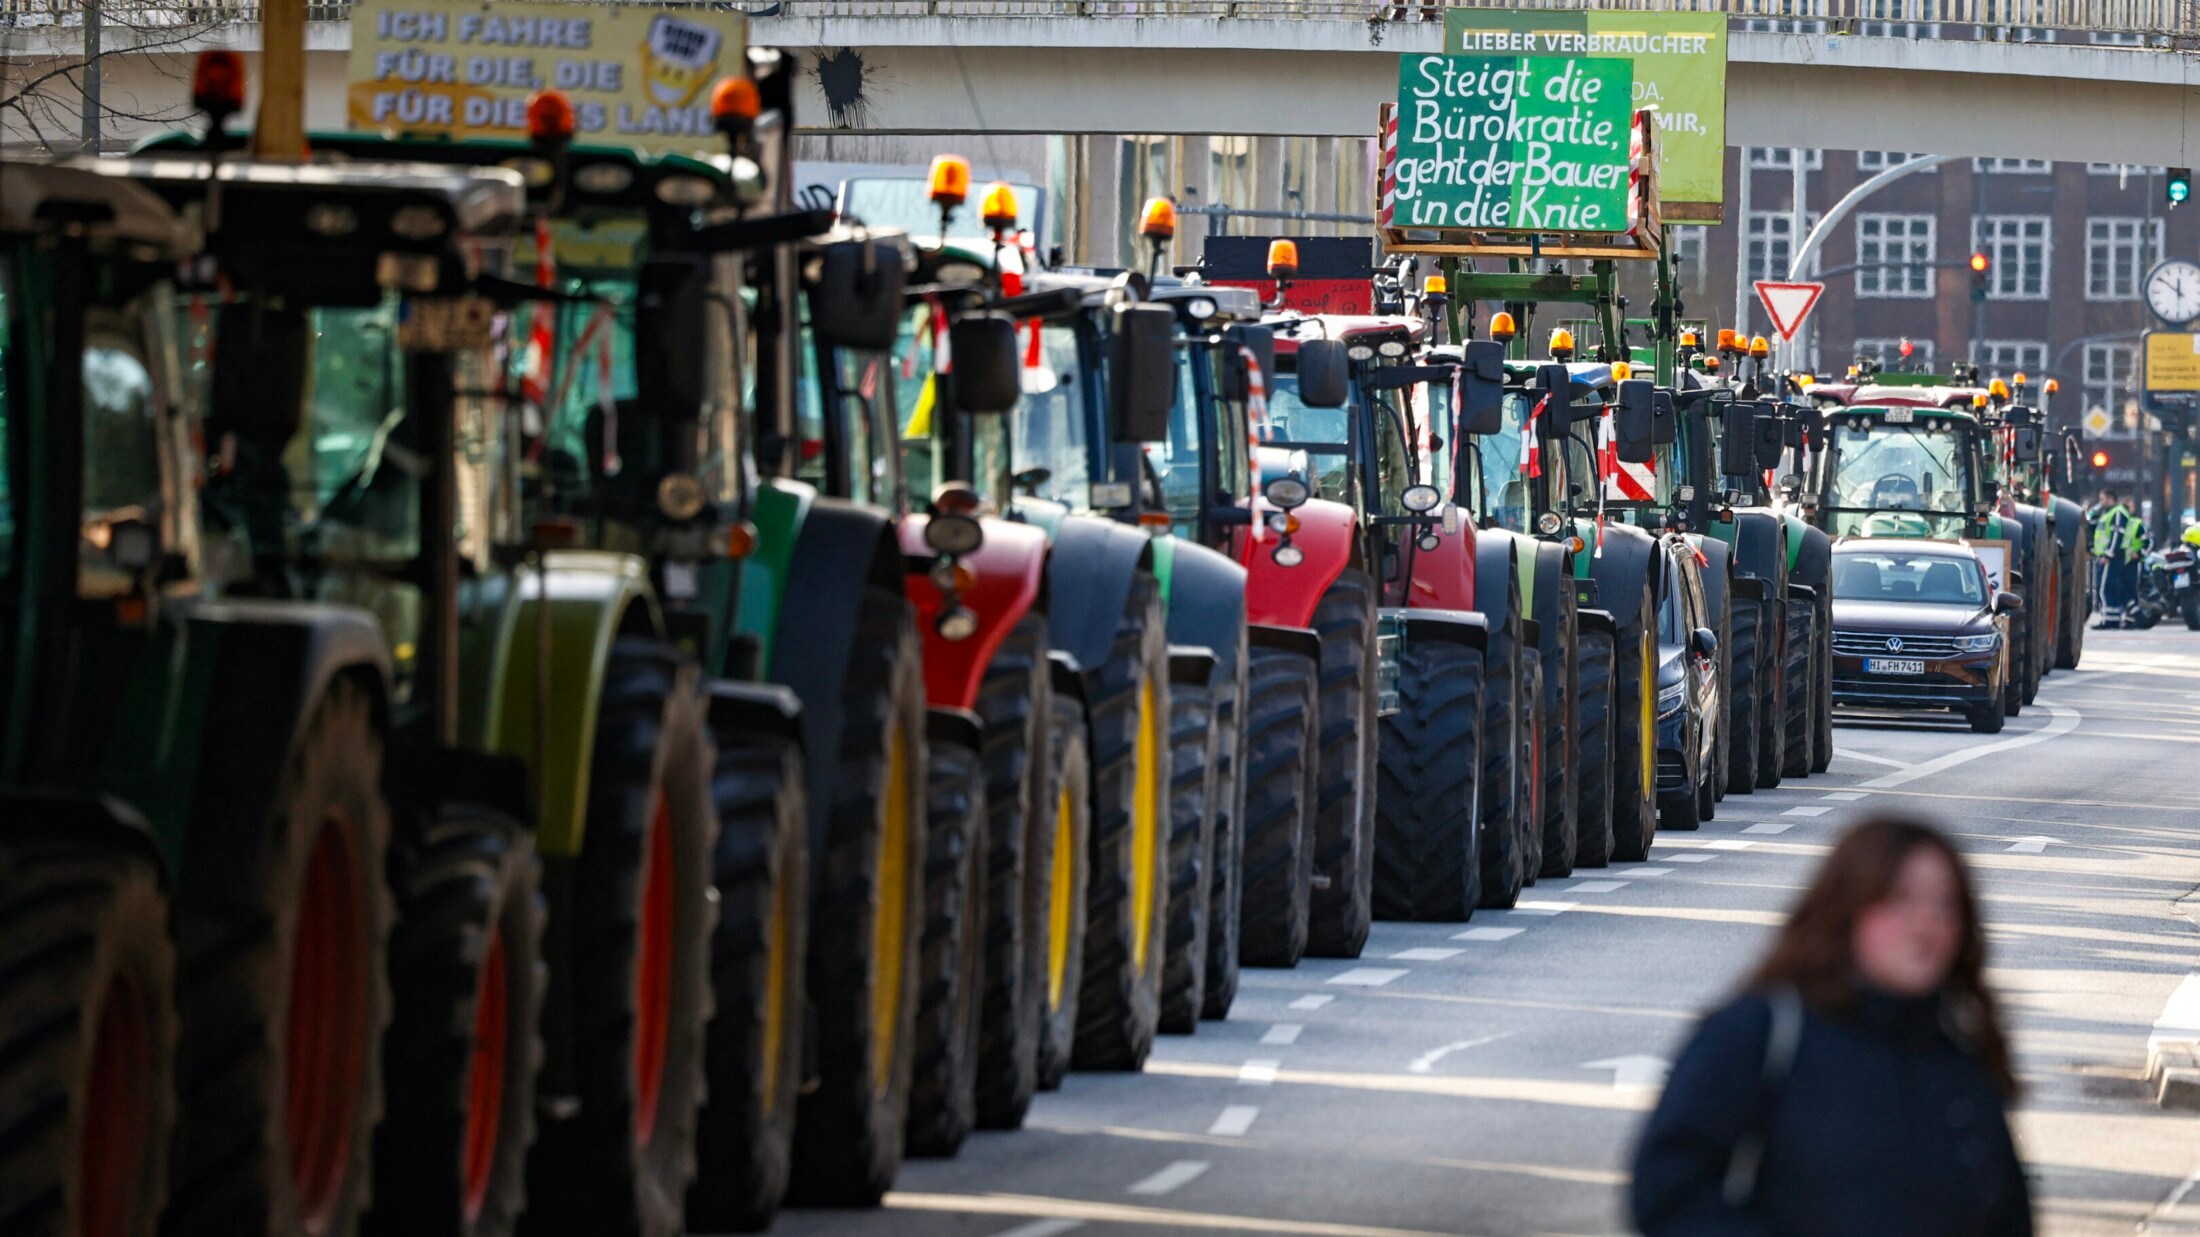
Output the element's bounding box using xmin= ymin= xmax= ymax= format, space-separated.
xmin=1631 ymin=986 xmax=2031 ymax=1237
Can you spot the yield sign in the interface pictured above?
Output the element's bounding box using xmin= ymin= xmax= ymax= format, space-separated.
xmin=1755 ymin=281 xmax=1826 ymax=341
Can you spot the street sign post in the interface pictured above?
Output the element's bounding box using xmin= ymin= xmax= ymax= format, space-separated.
xmin=1753 ymin=280 xmax=1824 ymax=342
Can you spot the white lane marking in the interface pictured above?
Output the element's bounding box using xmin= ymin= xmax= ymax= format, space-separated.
xmin=1580 ymin=1054 xmax=1671 ymax=1090
xmin=1260 ymin=1023 xmax=1303 ymax=1046
xmin=1207 ymin=1105 xmax=1260 ymax=1136
xmin=1617 ymin=866 xmax=1674 ymax=876
xmin=1391 ymin=947 xmax=1465 ymax=961
xmin=1288 ymin=994 xmax=1334 ymax=1010
xmin=1742 ymin=822 xmax=1794 ymax=835
xmin=1783 ymin=805 xmax=1832 ymax=817
xmin=1237 ymin=1059 xmax=1280 ymax=1085
xmin=1566 ymin=879 xmax=1630 ymax=893
xmin=1705 ymin=839 xmax=1756 ymax=850
xmin=2004 ymin=836 xmax=2055 ymax=854
xmin=1452 ymin=925 xmax=1525 ymax=941
xmin=1819 ymin=791 xmax=1866 ymax=802
xmin=1855 ymin=702 xmax=2081 ymax=790
xmin=1127 ymin=1160 xmax=1210 ymax=1195
xmin=1328 ymin=967 xmax=1408 ymax=987
xmin=1510 ymin=900 xmax=1578 ymax=915
xmin=1407 ymin=1030 xmax=1517 ymax=1074
xmin=988 ymin=1220 xmax=1086 ymax=1237
xmin=1663 ymin=853 xmax=1716 ymax=863
xmin=1832 ymin=747 xmax=1912 ymax=769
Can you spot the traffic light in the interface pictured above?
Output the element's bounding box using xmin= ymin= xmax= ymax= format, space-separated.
xmin=2171 ymin=167 xmax=2192 ymax=208
xmin=1969 ymin=251 xmax=1991 ymax=302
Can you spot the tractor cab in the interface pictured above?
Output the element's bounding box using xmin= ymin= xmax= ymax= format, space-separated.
xmin=1808 ymin=401 xmax=1990 ymax=541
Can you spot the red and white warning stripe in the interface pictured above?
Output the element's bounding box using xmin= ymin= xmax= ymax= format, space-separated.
xmin=1377 ymin=105 xmax=1399 ymax=230
xmin=1519 ymin=393 xmax=1547 ymax=478
xmin=1598 ymin=411 xmax=1656 ymax=501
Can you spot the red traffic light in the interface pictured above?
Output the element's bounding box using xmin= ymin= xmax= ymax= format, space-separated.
xmin=2092 ymin=450 xmax=2111 ymax=470
xmin=1969 ymin=252 xmax=1990 ymax=273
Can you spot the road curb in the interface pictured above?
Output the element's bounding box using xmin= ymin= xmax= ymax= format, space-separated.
xmin=2149 ymin=974 xmax=2200 ymax=1111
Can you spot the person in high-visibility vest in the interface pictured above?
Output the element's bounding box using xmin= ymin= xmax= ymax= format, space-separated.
xmin=2093 ymin=491 xmax=2146 ymax=628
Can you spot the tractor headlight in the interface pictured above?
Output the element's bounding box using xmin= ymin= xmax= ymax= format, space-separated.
xmin=924 ymin=512 xmax=984 ymax=556
xmin=1401 ymin=484 xmax=1442 ymax=513
xmin=1536 ymin=511 xmax=1565 ymax=536
xmin=1273 ymin=543 xmax=1305 ymax=568
xmin=1264 ymin=476 xmax=1310 ymax=510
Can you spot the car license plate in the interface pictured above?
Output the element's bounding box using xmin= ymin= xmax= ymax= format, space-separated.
xmin=1865 ymin=658 xmax=1926 ymax=676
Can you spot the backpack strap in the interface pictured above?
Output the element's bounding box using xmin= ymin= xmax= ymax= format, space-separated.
xmin=1721 ymin=987 xmax=1805 ymax=1208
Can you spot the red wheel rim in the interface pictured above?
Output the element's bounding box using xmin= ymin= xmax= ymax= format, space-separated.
xmin=80 ymin=972 xmax=154 ymax=1237
xmin=460 ymin=926 xmax=509 ymax=1221
xmin=633 ymin=795 xmax=675 ymax=1147
xmin=288 ymin=814 xmax=369 ymax=1235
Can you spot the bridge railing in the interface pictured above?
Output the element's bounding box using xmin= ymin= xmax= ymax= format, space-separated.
xmin=0 ymin=0 xmax=2191 ymax=39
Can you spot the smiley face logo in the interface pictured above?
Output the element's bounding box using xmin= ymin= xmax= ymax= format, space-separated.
xmin=639 ymin=15 xmax=723 ymax=107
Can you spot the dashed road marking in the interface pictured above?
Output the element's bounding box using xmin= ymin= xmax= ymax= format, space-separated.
xmin=1662 ymin=853 xmax=1716 ymax=863
xmin=1783 ymin=805 xmax=1832 ymax=817
xmin=1452 ymin=925 xmax=1525 ymax=941
xmin=1237 ymin=1059 xmax=1280 ymax=1085
xmin=1288 ymin=994 xmax=1335 ymax=1010
xmin=1510 ymin=900 xmax=1578 ymax=915
xmin=988 ymin=1219 xmax=1085 ymax=1237
xmin=1705 ymin=839 xmax=1756 ymax=850
xmin=1617 ymin=866 xmax=1674 ymax=876
xmin=1833 ymin=748 xmax=1912 ymax=769
xmin=1391 ymin=947 xmax=1465 ymax=961
xmin=1127 ymin=1160 xmax=1210 ymax=1195
xmin=1565 ymin=879 xmax=1630 ymax=893
xmin=1207 ymin=1105 xmax=1260 ymax=1136
xmin=1743 ymin=822 xmax=1794 ymax=835
xmin=1328 ymin=967 xmax=1409 ymax=986
xmin=1819 ymin=791 xmax=1866 ymax=801
xmin=1261 ymin=1023 xmax=1304 ymax=1045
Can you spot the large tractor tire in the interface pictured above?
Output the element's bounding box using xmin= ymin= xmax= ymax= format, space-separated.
xmin=2059 ymin=541 xmax=2089 ymax=667
xmin=1755 ymin=598 xmax=1787 ymax=790
xmin=0 ymin=834 xmax=177 ymax=1237
xmin=1811 ymin=603 xmax=1835 ymax=775
xmin=972 ymin=614 xmax=1050 ymax=1130
xmin=1537 ymin=604 xmax=1579 ymax=880
xmin=1477 ymin=573 xmax=1528 ymax=910
xmin=166 ymin=672 xmax=392 ymax=1237
xmin=367 ymin=806 xmax=544 ymax=1237
xmin=788 ymin=598 xmax=927 ymax=1208
xmin=1071 ymin=575 xmax=1171 ymax=1071
xmin=1572 ymin=621 xmax=1617 ymax=869
xmin=524 ymin=643 xmax=717 ymax=1237
xmin=1781 ymin=597 xmax=1817 ymax=779
xmin=1159 ymin=672 xmax=1221 ymax=1034
xmin=1306 ymin=569 xmax=1380 ymax=958
xmin=687 ymin=734 xmax=808 ymax=1232
xmin=1237 ymin=644 xmax=1319 ymax=968
xmin=1372 ymin=637 xmax=1486 ymax=920
xmin=1724 ymin=598 xmax=1762 ymax=796
xmin=1201 ymin=654 xmax=1251 ymax=1022
xmin=1610 ymin=592 xmax=1660 ymax=865
xmin=1518 ymin=653 xmax=1546 ymax=881
xmin=905 ymin=735 xmax=987 ymax=1157
xmin=1033 ymin=693 xmax=1092 ymax=1091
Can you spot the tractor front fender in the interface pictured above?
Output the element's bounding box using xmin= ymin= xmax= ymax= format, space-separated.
xmin=705 ymin=680 xmax=806 ymax=751
xmin=1249 ymin=622 xmax=1322 ymax=665
xmin=1046 ymin=513 xmax=1155 ymax=675
xmin=1527 ymin=538 xmax=1575 ymax=663
xmin=1692 ymin=535 xmax=1735 ymax=621
xmin=1788 ymin=522 xmax=1834 ymax=597
xmin=1468 ymin=531 xmax=1520 ymax=628
xmin=1730 ymin=510 xmax=1792 ymax=593
xmin=1402 ymin=518 xmax=1481 ymax=612
xmin=1394 ymin=607 xmax=1489 ymax=653
xmin=731 ymin=477 xmax=818 ymax=675
xmin=1242 ymin=496 xmax=1356 ymax=629
xmin=901 ymin=513 xmax=1049 ymax=711
xmin=1160 ymin=538 xmax=1249 ymax=690
xmin=0 ymin=788 xmax=165 ymax=877
xmin=1585 ymin=523 xmax=1660 ymax=630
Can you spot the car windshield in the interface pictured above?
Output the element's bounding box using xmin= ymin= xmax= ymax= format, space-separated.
xmin=1833 ymin=550 xmax=1986 ymax=606
xmin=1820 ymin=418 xmax=1971 ymax=535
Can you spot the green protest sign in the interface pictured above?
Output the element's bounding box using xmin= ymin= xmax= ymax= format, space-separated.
xmin=1389 ymin=54 xmax=1634 ymax=233
xmin=1442 ymin=9 xmax=1726 ymax=223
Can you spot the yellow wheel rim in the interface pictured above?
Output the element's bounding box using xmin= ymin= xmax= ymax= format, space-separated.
xmin=1046 ymin=780 xmax=1076 ymax=1011
xmin=1130 ymin=675 xmax=1162 ymax=971
xmin=871 ymin=723 xmax=912 ymax=1094
xmin=1639 ymin=630 xmax=1655 ymax=800
xmin=762 ymin=844 xmax=793 ymax=1111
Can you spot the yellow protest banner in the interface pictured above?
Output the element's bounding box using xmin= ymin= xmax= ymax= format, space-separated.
xmin=347 ymin=0 xmax=744 ymax=153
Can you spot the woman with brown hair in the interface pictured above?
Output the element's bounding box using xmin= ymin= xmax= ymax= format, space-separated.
xmin=1630 ymin=817 xmax=2032 ymax=1235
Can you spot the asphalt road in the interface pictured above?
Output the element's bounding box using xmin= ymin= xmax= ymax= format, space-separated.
xmin=768 ymin=628 xmax=2200 ymax=1237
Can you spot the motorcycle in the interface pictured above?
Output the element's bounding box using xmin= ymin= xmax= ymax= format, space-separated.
xmin=2170 ymin=528 xmax=2200 ymax=630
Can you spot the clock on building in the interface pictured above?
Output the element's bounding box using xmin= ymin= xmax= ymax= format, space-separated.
xmin=2145 ymin=258 xmax=2200 ymax=327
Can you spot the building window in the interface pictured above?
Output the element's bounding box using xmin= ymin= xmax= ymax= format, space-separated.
xmin=1748 ymin=147 xmax=1824 ymax=171
xmin=2086 ymin=217 xmax=2162 ymax=301
xmin=1975 ymin=340 xmax=2047 ymax=377
xmin=1972 ymin=158 xmax=2052 ymax=175
xmin=1742 ymin=18 xmax=1830 ymax=33
xmin=2089 ymin=30 xmax=2145 ymax=45
xmin=2083 ymin=342 xmax=2138 ymax=427
xmin=1973 ymin=215 xmax=2050 ymax=300
xmin=1857 ymin=150 xmax=1927 ymax=173
xmin=1860 ymin=0 xmax=1939 ymax=38
xmin=1671 ymin=225 xmax=1707 ymax=292
xmin=1855 ymin=214 xmax=1935 ymax=298
xmin=1747 ymin=212 xmax=1820 ymax=283
xmin=1853 ymin=337 xmax=1937 ymax=372
xmin=2087 ymin=163 xmax=2161 ymax=179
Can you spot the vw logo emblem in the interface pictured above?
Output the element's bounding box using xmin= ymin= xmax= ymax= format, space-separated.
xmin=1885 ymin=637 xmax=1904 ymax=653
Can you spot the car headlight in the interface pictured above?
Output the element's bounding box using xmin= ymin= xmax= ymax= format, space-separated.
xmin=1657 ymin=683 xmax=1687 ymax=717
xmin=1954 ymin=633 xmax=1999 ymax=653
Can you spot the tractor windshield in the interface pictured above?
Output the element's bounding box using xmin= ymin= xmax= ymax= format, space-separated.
xmin=895 ymin=303 xmax=1016 ymax=505
xmin=1144 ymin=340 xmax=1212 ymax=529
xmin=1816 ymin=416 xmax=1973 ymax=537
xmin=1008 ymin=322 xmax=1092 ymax=509
xmin=1262 ymin=369 xmax=1352 ymax=503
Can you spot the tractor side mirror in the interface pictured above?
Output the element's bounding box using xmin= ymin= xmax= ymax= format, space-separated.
xmin=1108 ymin=303 xmax=1176 ymax=442
xmin=637 ymin=257 xmax=709 ymax=422
xmin=1224 ymin=324 xmax=1275 ymax=403
xmin=1776 ymin=403 xmax=1805 ymax=449
xmin=948 ymin=312 xmax=1021 ymax=414
xmin=1719 ymin=402 xmax=1756 ymax=477
xmin=1535 ymin=364 xmax=1574 ymax=436
xmin=210 ymin=302 xmax=310 ymax=451
xmin=2014 ymin=426 xmax=2041 ymax=462
xmin=1294 ymin=339 xmax=1350 ymax=409
xmin=809 ymin=236 xmax=906 ymax=351
xmin=1614 ymin=379 xmax=1656 ymax=464
xmin=1753 ymin=411 xmax=1786 ymax=471
xmin=1651 ymin=388 xmax=1677 ymax=445
xmin=1982 ymin=478 xmax=2001 ymax=505
xmin=1457 ymin=340 xmax=1506 ymax=436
